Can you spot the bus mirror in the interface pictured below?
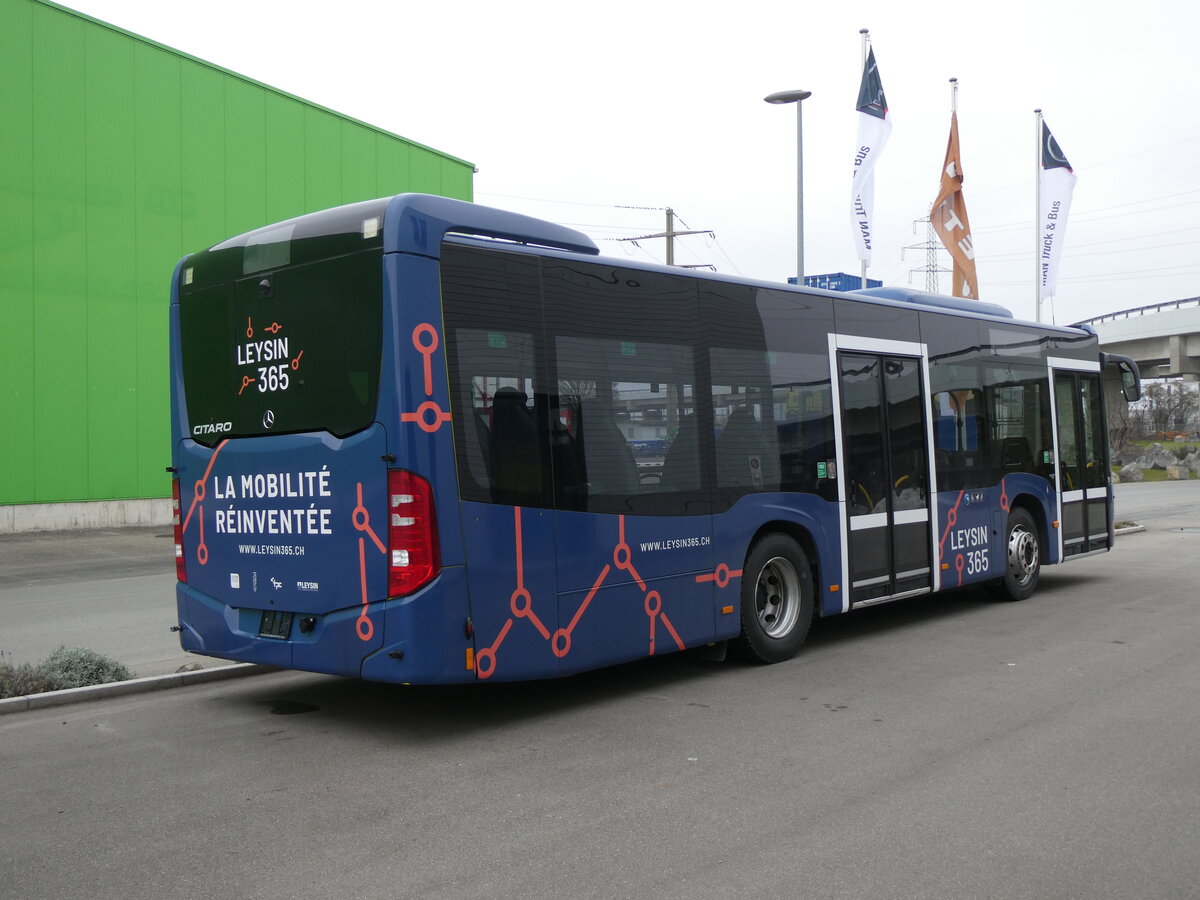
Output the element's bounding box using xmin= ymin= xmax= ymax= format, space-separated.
xmin=1119 ymin=362 xmax=1140 ymax=402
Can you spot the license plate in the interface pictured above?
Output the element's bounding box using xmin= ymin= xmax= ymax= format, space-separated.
xmin=258 ymin=610 xmax=293 ymax=639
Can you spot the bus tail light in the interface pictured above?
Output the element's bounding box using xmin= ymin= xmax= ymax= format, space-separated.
xmin=172 ymin=478 xmax=187 ymax=584
xmin=388 ymin=469 xmax=440 ymax=597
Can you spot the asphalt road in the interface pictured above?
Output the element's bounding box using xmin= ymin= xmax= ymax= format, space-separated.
xmin=1 ymin=482 xmax=1199 ymax=898
xmin=1113 ymin=476 xmax=1200 ymax=525
xmin=0 ymin=526 xmax=190 ymax=677
xmin=1 ymin=481 xmax=1195 ymax=678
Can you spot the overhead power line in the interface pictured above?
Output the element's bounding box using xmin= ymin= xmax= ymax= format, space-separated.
xmin=615 ymin=207 xmax=714 ymax=268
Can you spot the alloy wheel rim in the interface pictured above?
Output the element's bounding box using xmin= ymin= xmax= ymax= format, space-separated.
xmin=756 ymin=556 xmax=801 ymax=638
xmin=1008 ymin=525 xmax=1038 ymax=586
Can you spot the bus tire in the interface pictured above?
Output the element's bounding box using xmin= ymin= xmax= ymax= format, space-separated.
xmin=991 ymin=508 xmax=1041 ymax=602
xmin=737 ymin=534 xmax=815 ymax=663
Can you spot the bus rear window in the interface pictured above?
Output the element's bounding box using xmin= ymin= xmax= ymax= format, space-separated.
xmin=178 ymin=249 xmax=382 ymax=445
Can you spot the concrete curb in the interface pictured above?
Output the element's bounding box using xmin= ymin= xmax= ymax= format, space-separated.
xmin=0 ymin=663 xmax=277 ymax=716
xmin=1115 ymin=524 xmax=1146 ymax=535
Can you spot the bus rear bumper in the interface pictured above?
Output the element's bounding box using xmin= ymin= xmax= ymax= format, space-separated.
xmin=175 ymin=566 xmax=475 ymax=683
xmin=360 ymin=565 xmax=475 ymax=684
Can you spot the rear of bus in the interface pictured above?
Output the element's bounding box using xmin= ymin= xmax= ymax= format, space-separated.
xmin=170 ymin=194 xmax=591 ymax=683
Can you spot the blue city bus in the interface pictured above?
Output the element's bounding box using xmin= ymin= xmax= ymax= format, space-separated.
xmin=169 ymin=194 xmax=1141 ymax=683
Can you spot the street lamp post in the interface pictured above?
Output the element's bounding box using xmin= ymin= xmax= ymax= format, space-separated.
xmin=765 ymin=88 xmax=812 ymax=286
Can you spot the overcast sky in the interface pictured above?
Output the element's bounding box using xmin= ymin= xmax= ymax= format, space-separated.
xmin=63 ymin=0 xmax=1200 ymax=326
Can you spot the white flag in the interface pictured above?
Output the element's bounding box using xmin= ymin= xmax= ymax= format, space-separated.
xmin=1039 ymin=120 xmax=1076 ymax=298
xmin=851 ymin=47 xmax=892 ymax=263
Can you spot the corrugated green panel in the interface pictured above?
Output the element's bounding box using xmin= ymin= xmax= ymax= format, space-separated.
xmin=132 ymin=42 xmax=182 ymax=498
xmin=304 ymin=108 xmax=341 ymax=212
xmin=180 ymin=62 xmax=226 ymax=254
xmin=375 ymin=135 xmax=411 ymax=198
xmin=0 ymin=1 xmax=36 ymax=505
xmin=224 ymin=78 xmax=267 ymax=237
xmin=264 ymin=92 xmax=306 ymax=224
xmin=442 ymin=160 xmax=474 ymax=201
xmin=7 ymin=0 xmax=475 ymax=507
xmin=408 ymin=149 xmax=443 ymax=195
xmin=31 ymin=3 xmax=89 ymax=501
xmin=84 ymin=22 xmax=139 ymax=499
xmin=341 ymin=121 xmax=378 ymax=202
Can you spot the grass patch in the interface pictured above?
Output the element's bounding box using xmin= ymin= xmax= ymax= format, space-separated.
xmin=1132 ymin=439 xmax=1200 ymax=453
xmin=1115 ymin=466 xmax=1197 ymax=481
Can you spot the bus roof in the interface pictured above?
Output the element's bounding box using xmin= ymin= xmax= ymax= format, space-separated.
xmin=441 ymin=233 xmax=1089 ymax=337
xmin=192 ymin=193 xmax=1085 ymax=338
xmin=850 ymin=286 xmax=1014 ymax=320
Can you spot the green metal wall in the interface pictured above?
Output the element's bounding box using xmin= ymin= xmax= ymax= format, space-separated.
xmin=0 ymin=0 xmax=474 ymax=506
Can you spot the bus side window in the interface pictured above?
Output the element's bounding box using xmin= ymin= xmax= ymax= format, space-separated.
xmin=716 ymin=403 xmax=779 ymax=492
xmin=710 ymin=346 xmax=781 ymax=498
xmin=577 ymin=395 xmax=640 ymax=499
xmin=988 ymin=377 xmax=1055 ymax=484
xmin=659 ymin=413 xmax=700 ymax=491
xmin=932 ymin=389 xmax=983 ymax=489
xmin=999 ymin=436 xmax=1034 ymax=472
xmin=446 ymin=328 xmax=548 ymax=507
xmin=489 ymin=387 xmax=542 ymax=497
xmin=554 ymin=336 xmax=699 ymax=515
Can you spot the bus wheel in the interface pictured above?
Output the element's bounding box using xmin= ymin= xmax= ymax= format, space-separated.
xmin=737 ymin=534 xmax=815 ymax=663
xmin=992 ymin=508 xmax=1040 ymax=601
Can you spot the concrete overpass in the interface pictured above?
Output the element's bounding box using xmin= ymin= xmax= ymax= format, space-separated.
xmin=1079 ymin=297 xmax=1200 ymax=381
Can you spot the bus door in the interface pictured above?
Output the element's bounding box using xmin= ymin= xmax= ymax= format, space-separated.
xmin=1050 ymin=361 xmax=1110 ymax=557
xmin=833 ymin=339 xmax=936 ymax=607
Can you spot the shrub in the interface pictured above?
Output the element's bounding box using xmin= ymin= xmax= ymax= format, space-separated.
xmin=0 ymin=662 xmax=58 ymax=699
xmin=36 ymin=646 xmax=133 ymax=690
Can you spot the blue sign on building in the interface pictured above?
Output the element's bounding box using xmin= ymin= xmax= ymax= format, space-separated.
xmin=789 ymin=272 xmax=882 ymax=291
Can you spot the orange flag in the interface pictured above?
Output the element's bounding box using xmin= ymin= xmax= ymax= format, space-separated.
xmin=931 ymin=112 xmax=980 ymax=299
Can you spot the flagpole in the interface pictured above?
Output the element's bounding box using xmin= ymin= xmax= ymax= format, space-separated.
xmin=1034 ymin=108 xmax=1043 ymax=323
xmin=860 ymin=28 xmax=869 ymax=290
xmin=949 ymin=78 xmax=960 ymax=300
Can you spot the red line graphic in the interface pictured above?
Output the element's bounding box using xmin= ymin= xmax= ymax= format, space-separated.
xmin=196 ymin=508 xmax=208 ymax=566
xmin=695 ymin=562 xmax=743 ymax=588
xmin=401 ymin=401 xmax=451 ymax=433
xmin=509 ymin=507 xmax=550 ymax=639
xmin=412 ymin=324 xmax=439 ymax=396
xmin=939 ymin=491 xmax=966 ymax=586
xmin=477 ymin=512 xmax=690 ymax=679
xmin=181 ymin=439 xmax=228 ymax=534
xmin=475 ymin=619 xmax=514 ymax=679
xmin=351 ymin=482 xmax=388 ymax=643
xmin=356 ymin=537 xmax=374 ymax=641
xmin=264 ymin=321 xmax=283 ymax=334
xmin=566 ymin=565 xmax=611 ymax=636
xmin=401 ymin=324 xmax=451 ymax=433
xmin=658 ymin=611 xmax=684 ymax=654
xmin=614 ymin=516 xmax=646 ymax=590
xmin=938 ymin=490 xmax=964 ymax=558
xmin=352 ymin=483 xmax=387 ymax=554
